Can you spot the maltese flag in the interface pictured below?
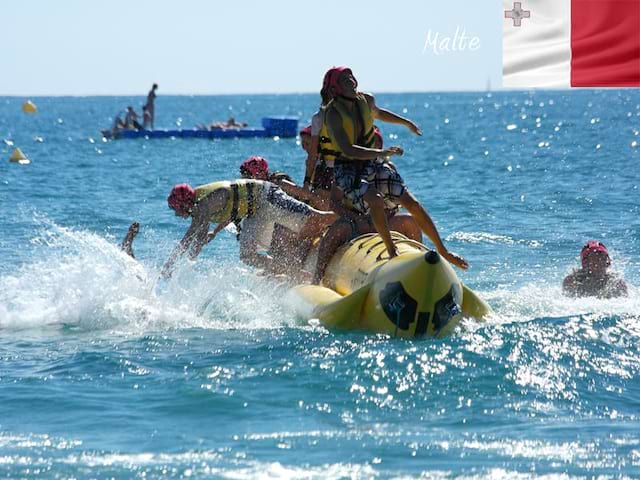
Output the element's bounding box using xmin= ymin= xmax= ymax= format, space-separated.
xmin=503 ymin=0 xmax=640 ymax=88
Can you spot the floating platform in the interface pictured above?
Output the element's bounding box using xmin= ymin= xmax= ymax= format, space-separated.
xmin=102 ymin=116 xmax=298 ymax=140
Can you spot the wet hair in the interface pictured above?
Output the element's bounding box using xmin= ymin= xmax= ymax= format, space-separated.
xmin=320 ymin=87 xmax=331 ymax=105
xmin=152 ymin=83 xmax=158 ymax=89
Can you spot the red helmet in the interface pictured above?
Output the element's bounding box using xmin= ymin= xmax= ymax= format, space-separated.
xmin=167 ymin=183 xmax=196 ymax=215
xmin=300 ymin=125 xmax=312 ymax=137
xmin=322 ymin=66 xmax=357 ymax=99
xmin=240 ymin=156 xmax=269 ymax=179
xmin=581 ymin=240 xmax=610 ymax=267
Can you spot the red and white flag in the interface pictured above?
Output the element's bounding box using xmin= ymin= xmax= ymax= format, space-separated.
xmin=503 ymin=0 xmax=640 ymax=87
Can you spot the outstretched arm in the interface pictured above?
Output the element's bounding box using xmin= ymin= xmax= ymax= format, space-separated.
xmin=367 ymin=94 xmax=422 ymax=135
xmin=275 ymin=178 xmax=313 ymax=203
xmin=326 ymin=108 xmax=403 ymax=161
xmin=161 ymin=218 xmax=207 ymax=278
xmin=187 ymin=223 xmax=212 ymax=260
xmin=207 ymin=221 xmax=231 ymax=243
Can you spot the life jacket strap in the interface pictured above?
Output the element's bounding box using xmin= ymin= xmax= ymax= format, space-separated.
xmin=247 ymin=182 xmax=256 ymax=217
xmin=230 ymin=183 xmax=240 ymax=222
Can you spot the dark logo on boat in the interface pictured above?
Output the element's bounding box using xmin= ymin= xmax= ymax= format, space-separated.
xmin=432 ymin=285 xmax=462 ymax=334
xmin=379 ymin=282 xmax=417 ymax=331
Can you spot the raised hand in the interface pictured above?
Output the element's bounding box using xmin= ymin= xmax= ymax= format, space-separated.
xmin=408 ymin=121 xmax=423 ymax=136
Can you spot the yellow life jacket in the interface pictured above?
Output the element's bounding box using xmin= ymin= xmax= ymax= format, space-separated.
xmin=195 ymin=179 xmax=262 ymax=224
xmin=318 ymin=94 xmax=376 ymax=162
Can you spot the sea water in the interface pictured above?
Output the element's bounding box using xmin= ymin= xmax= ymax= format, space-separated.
xmin=0 ymin=91 xmax=639 ymax=478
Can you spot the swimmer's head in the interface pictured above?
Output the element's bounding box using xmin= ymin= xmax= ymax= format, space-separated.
xmin=152 ymin=83 xmax=158 ymax=90
xmin=168 ymin=183 xmax=196 ymax=218
xmin=322 ymin=66 xmax=358 ymax=100
xmin=240 ymin=156 xmax=269 ymax=180
xmin=581 ymin=240 xmax=611 ymax=272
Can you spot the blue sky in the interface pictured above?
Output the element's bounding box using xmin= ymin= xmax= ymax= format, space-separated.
xmin=1 ymin=0 xmax=501 ymax=95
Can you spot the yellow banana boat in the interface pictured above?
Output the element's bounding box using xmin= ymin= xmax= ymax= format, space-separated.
xmin=290 ymin=232 xmax=492 ymax=338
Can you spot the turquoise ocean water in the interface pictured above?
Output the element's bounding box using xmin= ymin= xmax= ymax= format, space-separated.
xmin=1 ymin=91 xmax=639 ymax=478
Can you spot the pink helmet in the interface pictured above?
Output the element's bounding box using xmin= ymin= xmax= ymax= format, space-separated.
xmin=167 ymin=183 xmax=196 ymax=215
xmin=581 ymin=240 xmax=610 ymax=267
xmin=322 ymin=66 xmax=357 ymax=99
xmin=300 ymin=125 xmax=312 ymax=137
xmin=240 ymin=155 xmax=269 ymax=179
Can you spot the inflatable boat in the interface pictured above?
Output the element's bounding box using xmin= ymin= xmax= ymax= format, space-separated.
xmin=289 ymin=232 xmax=491 ymax=338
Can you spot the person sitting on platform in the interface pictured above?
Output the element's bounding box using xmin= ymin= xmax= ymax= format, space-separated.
xmin=563 ymin=240 xmax=628 ymax=298
xmin=203 ymin=117 xmax=249 ymax=130
xmin=124 ymin=106 xmax=142 ymax=130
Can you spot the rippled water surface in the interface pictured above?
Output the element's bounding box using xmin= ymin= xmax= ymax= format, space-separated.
xmin=1 ymin=91 xmax=639 ymax=478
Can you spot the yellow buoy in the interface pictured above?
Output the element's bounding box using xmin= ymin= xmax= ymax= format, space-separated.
xmin=22 ymin=100 xmax=37 ymax=113
xmin=9 ymin=148 xmax=31 ymax=165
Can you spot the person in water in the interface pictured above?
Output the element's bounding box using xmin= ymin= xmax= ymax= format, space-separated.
xmin=563 ymin=241 xmax=628 ymax=298
xmin=146 ymin=83 xmax=158 ymax=129
xmin=161 ymin=180 xmax=336 ymax=278
xmin=313 ymin=66 xmax=467 ymax=282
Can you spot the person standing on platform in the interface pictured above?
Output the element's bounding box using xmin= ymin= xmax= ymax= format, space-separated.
xmin=145 ymin=83 xmax=158 ymax=129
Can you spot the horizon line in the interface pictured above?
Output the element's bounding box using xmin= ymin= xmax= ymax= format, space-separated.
xmin=0 ymin=87 xmax=584 ymax=98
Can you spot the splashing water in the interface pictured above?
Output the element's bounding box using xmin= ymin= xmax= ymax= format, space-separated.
xmin=0 ymin=219 xmax=293 ymax=333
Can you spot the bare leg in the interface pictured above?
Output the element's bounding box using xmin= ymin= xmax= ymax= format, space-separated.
xmin=298 ymin=211 xmax=336 ymax=241
xmin=364 ymin=189 xmax=398 ymax=258
xmin=388 ymin=213 xmax=422 ymax=242
xmin=313 ymin=221 xmax=352 ymax=284
xmin=120 ymin=222 xmax=140 ymax=258
xmin=398 ymin=192 xmax=468 ymax=269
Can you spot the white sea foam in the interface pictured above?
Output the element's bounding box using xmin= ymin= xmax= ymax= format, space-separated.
xmin=0 ymin=220 xmax=291 ymax=333
xmin=479 ymin=282 xmax=640 ymax=327
xmin=446 ymin=231 xmax=542 ymax=247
